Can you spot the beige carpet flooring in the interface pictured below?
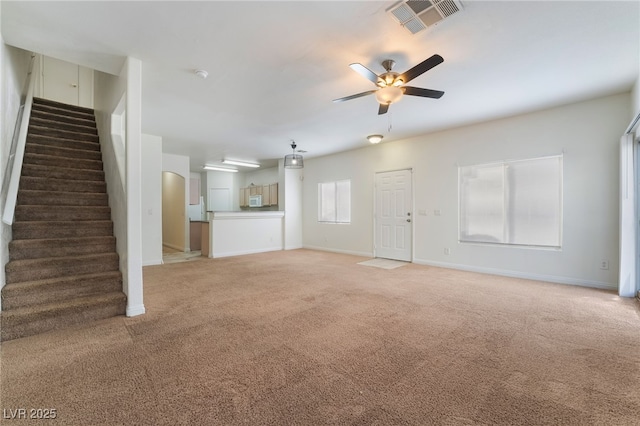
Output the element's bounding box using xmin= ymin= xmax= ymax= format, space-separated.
xmin=1 ymin=249 xmax=639 ymax=425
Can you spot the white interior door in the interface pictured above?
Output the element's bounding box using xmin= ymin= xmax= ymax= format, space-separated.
xmin=375 ymin=169 xmax=412 ymax=261
xmin=42 ymin=56 xmax=80 ymax=105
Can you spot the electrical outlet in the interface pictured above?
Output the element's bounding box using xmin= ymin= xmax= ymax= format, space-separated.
xmin=444 ymin=248 xmax=451 ymax=255
xmin=600 ymin=260 xmax=609 ymax=270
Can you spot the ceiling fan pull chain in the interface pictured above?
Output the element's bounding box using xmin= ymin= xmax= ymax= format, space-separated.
xmin=388 ymin=112 xmax=393 ymax=133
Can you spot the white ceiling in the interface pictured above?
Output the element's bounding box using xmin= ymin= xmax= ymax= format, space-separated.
xmin=2 ymin=1 xmax=639 ymax=171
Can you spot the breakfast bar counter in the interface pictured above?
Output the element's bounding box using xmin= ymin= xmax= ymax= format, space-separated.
xmin=205 ymin=211 xmax=285 ymax=258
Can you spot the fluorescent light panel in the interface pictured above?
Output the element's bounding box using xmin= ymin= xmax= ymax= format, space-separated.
xmin=222 ymin=159 xmax=260 ymax=168
xmin=203 ymin=165 xmax=238 ymax=173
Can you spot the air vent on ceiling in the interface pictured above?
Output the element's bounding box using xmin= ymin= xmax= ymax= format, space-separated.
xmin=388 ymin=0 xmax=464 ymax=35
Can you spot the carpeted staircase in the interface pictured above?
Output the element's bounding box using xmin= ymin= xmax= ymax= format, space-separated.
xmin=1 ymin=97 xmax=126 ymax=341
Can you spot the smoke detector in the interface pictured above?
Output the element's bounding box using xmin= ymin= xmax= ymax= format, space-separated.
xmin=388 ymin=0 xmax=464 ymax=35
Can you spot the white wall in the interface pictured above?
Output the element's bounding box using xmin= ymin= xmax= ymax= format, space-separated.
xmin=281 ymin=163 xmax=303 ymax=250
xmin=242 ymin=167 xmax=279 ymax=187
xmin=162 ymin=153 xmax=190 ymax=250
xmin=303 ymin=93 xmax=631 ymax=290
xmin=141 ymin=134 xmax=162 ymax=265
xmin=0 ymin=40 xmax=31 ymax=308
xmin=205 ymin=170 xmax=241 ymax=211
xmin=94 ymin=57 xmax=145 ymax=316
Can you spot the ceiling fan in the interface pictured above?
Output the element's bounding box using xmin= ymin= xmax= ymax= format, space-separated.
xmin=333 ymin=54 xmax=445 ymax=115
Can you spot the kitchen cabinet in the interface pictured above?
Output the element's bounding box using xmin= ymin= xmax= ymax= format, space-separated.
xmin=269 ymin=183 xmax=278 ymax=206
xmin=239 ymin=182 xmax=278 ymax=207
xmin=189 ymin=178 xmax=200 ymax=205
xmin=261 ymin=185 xmax=270 ymax=206
xmin=190 ymin=221 xmax=202 ymax=251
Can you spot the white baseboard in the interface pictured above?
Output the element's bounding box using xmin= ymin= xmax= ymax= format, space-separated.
xmin=126 ymin=304 xmax=146 ymax=317
xmin=142 ymin=258 xmax=163 ymax=266
xmin=212 ymin=246 xmax=282 ymax=259
xmin=303 ymin=245 xmax=373 ymax=258
xmin=412 ymin=258 xmax=617 ymax=291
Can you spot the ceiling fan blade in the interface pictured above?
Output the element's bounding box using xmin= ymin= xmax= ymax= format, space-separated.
xmin=332 ymin=90 xmax=377 ymax=103
xmin=378 ymin=103 xmax=389 ymax=115
xmin=403 ymin=86 xmax=445 ymax=99
xmin=349 ymin=63 xmax=381 ymax=85
xmin=398 ymin=54 xmax=444 ymax=84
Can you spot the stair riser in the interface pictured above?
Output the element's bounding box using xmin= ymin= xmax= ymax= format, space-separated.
xmin=26 ymin=143 xmax=102 ymax=161
xmin=30 ymin=117 xmax=97 ymax=135
xmin=19 ymin=177 xmax=106 ymax=193
xmin=2 ymin=276 xmax=123 ymax=310
xmin=33 ymin=98 xmax=95 ymax=115
xmin=21 ymin=164 xmax=104 ymax=182
xmin=12 ymin=223 xmax=113 ymax=240
xmin=30 ymin=109 xmax=96 ymax=128
xmin=32 ymin=105 xmax=94 ymax=121
xmin=6 ymin=257 xmax=119 ymax=284
xmin=0 ymin=295 xmax=126 ymax=341
xmin=27 ymin=134 xmax=100 ymax=152
xmin=18 ymin=191 xmax=108 ymax=207
xmin=29 ymin=126 xmax=99 ymax=143
xmin=23 ymin=153 xmax=103 ymax=171
xmin=10 ymin=240 xmax=116 ymax=261
xmin=15 ymin=206 xmax=111 ymax=222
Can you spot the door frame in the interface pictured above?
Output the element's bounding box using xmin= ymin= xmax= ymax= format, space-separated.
xmin=373 ymin=168 xmax=414 ymax=261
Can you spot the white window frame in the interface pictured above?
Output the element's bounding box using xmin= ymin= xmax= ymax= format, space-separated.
xmin=459 ymin=155 xmax=563 ymax=249
xmin=318 ymin=179 xmax=351 ymax=224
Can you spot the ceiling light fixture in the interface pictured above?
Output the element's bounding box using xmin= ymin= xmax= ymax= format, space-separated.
xmin=203 ymin=165 xmax=238 ymax=173
xmin=367 ymin=134 xmax=384 ymax=144
xmin=222 ymin=159 xmax=260 ymax=168
xmin=375 ymin=86 xmax=403 ymax=105
xmin=195 ymin=69 xmax=208 ymax=79
xmin=284 ymin=140 xmax=304 ymax=169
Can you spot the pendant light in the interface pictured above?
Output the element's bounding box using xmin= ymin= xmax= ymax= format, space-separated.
xmin=284 ymin=140 xmax=304 ymax=169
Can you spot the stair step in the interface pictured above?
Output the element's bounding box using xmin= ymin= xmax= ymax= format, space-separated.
xmin=27 ymin=134 xmax=100 ymax=152
xmin=32 ymin=103 xmax=94 ymax=121
xmin=1 ymin=271 xmax=123 ymax=310
xmin=30 ymin=108 xmax=96 ymax=128
xmin=12 ymin=220 xmax=113 ymax=240
xmin=6 ymin=252 xmax=119 ymax=284
xmin=0 ymin=291 xmax=126 ymax=341
xmin=23 ymin=152 xmax=103 ymax=171
xmin=28 ymin=125 xmax=99 ymax=143
xmin=17 ymin=190 xmax=108 ymax=207
xmin=19 ymin=175 xmax=106 ymax=193
xmin=21 ymin=163 xmax=104 ymax=181
xmin=33 ymin=97 xmax=95 ymax=115
xmin=15 ymin=205 xmax=111 ymax=222
xmin=9 ymin=236 xmax=116 ymax=261
xmin=29 ymin=116 xmax=97 ymax=135
xmin=25 ymin=142 xmax=102 ymax=161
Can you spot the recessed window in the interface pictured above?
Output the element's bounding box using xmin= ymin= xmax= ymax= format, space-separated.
xmin=459 ymin=155 xmax=562 ymax=248
xmin=318 ymin=180 xmax=351 ymax=223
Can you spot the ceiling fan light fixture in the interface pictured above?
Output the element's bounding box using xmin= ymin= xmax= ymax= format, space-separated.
xmin=367 ymin=134 xmax=383 ymax=144
xmin=375 ymin=86 xmax=403 ymax=105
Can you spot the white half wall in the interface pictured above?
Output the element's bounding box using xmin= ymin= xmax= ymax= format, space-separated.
xmin=141 ymin=134 xmax=162 ymax=266
xmin=0 ymin=41 xmax=31 ymax=309
xmin=94 ymin=56 xmax=145 ymax=317
xmin=303 ymin=93 xmax=631 ymax=290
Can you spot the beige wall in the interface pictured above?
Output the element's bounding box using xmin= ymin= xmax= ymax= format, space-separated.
xmin=162 ymin=172 xmax=186 ymax=251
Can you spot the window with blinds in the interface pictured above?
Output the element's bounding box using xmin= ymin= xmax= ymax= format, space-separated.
xmin=318 ymin=180 xmax=351 ymax=223
xmin=459 ymin=155 xmax=562 ymax=248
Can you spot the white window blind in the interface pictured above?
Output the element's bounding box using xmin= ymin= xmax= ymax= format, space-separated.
xmin=459 ymin=155 xmax=562 ymax=248
xmin=318 ymin=180 xmax=351 ymax=223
